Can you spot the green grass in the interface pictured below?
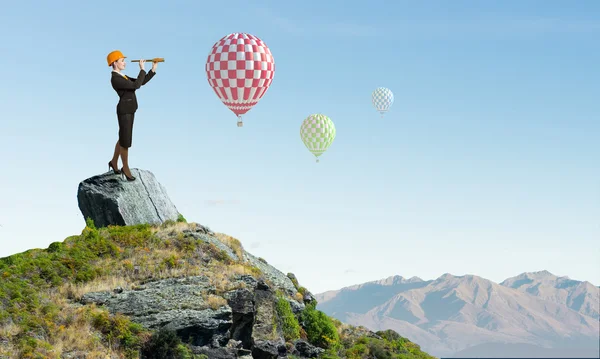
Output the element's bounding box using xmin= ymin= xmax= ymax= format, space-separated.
xmin=300 ymin=302 xmax=341 ymax=350
xmin=275 ymin=295 xmax=301 ymax=341
xmin=337 ymin=328 xmax=438 ymax=359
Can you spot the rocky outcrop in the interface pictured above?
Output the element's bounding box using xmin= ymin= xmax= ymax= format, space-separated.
xmin=81 ymin=274 xmax=318 ymax=358
xmin=81 ymin=275 xmax=232 ymax=346
xmin=244 ymin=252 xmax=298 ymax=297
xmin=77 ymin=168 xmax=180 ymax=227
xmin=67 ymin=169 xmax=424 ymax=358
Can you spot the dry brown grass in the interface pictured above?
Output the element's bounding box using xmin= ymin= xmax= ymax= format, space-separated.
xmin=152 ymin=221 xmax=192 ymax=234
xmin=59 ymin=274 xmax=132 ymax=301
xmin=294 ymin=292 xmax=304 ymax=302
xmin=208 ymin=263 xmax=241 ymax=294
xmin=0 ymin=295 xmax=119 ymax=358
xmin=110 ymin=246 xmax=206 ymax=282
xmin=207 ymin=261 xmax=265 ymax=294
xmin=0 ymin=322 xmax=19 ymax=357
xmin=206 ymin=294 xmax=228 ymax=310
xmin=29 ymin=291 xmax=124 ymax=358
xmin=0 ymin=322 xmax=19 ymax=339
xmin=214 ymin=233 xmax=245 ymax=260
xmin=224 ymin=263 xmax=261 ymax=277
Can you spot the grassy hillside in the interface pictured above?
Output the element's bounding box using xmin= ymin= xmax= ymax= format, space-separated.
xmin=0 ymin=218 xmax=437 ymax=359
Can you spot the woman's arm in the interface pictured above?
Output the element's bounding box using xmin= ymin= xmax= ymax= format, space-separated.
xmin=142 ymin=69 xmax=156 ymax=85
xmin=111 ymin=70 xmax=147 ymax=91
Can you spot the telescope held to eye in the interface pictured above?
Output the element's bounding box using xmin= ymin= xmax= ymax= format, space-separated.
xmin=131 ymin=58 xmax=165 ymax=63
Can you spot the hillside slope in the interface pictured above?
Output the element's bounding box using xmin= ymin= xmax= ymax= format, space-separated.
xmin=0 ymin=218 xmax=437 ymax=359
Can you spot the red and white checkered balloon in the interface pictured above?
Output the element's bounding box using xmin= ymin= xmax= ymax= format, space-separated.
xmin=205 ymin=33 xmax=275 ymax=126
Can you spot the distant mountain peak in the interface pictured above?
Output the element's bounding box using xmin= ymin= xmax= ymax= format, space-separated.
xmin=500 ymin=270 xmax=574 ymax=287
xmin=374 ymin=275 xmax=423 ymax=286
xmin=439 ymin=273 xmax=454 ymax=279
xmin=435 ymin=273 xmax=490 ymax=283
xmin=523 ymin=270 xmax=560 ymax=278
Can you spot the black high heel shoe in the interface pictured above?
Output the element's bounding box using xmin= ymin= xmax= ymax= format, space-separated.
xmin=121 ymin=167 xmax=136 ymax=182
xmin=108 ymin=161 xmax=121 ymax=174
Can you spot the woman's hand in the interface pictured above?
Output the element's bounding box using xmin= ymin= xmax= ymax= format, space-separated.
xmin=139 ymin=59 xmax=146 ymax=70
xmin=152 ymin=59 xmax=158 ymax=72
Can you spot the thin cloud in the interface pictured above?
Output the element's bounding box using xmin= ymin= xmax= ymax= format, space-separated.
xmin=249 ymin=241 xmax=260 ymax=249
xmin=344 ymin=269 xmax=356 ymax=275
xmin=204 ymin=199 xmax=241 ymax=206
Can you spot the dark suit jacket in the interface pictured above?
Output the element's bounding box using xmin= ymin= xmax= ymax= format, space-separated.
xmin=111 ymin=69 xmax=156 ymax=114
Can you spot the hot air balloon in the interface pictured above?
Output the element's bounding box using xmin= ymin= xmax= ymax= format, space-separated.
xmin=205 ymin=33 xmax=275 ymax=127
xmin=300 ymin=114 xmax=336 ymax=163
xmin=371 ymin=87 xmax=394 ymax=118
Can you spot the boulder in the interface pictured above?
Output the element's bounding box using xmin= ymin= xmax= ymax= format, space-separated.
xmin=292 ymin=340 xmax=325 ymax=358
xmin=250 ymin=281 xmax=286 ymax=359
xmin=77 ymin=168 xmax=180 ymax=227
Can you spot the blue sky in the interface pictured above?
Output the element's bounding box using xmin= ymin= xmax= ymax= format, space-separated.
xmin=0 ymin=0 xmax=598 ymax=294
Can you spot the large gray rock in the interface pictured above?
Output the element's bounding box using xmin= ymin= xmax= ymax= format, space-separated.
xmin=292 ymin=340 xmax=325 ymax=358
xmin=77 ymin=168 xmax=180 ymax=227
xmin=250 ymin=282 xmax=286 ymax=359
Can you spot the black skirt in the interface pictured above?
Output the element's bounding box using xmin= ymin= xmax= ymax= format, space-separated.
xmin=118 ymin=113 xmax=135 ymax=148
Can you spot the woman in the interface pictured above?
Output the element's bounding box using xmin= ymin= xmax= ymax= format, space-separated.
xmin=106 ymin=50 xmax=157 ymax=181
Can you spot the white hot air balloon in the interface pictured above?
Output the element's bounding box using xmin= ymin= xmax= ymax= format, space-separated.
xmin=371 ymin=87 xmax=394 ymax=118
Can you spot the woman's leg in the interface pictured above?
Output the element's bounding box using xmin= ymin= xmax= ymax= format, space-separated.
xmin=111 ymin=140 xmax=121 ymax=168
xmin=120 ymin=146 xmax=130 ymax=175
xmin=118 ymin=113 xmax=135 ymax=178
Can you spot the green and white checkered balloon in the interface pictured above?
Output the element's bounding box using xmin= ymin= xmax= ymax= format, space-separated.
xmin=300 ymin=114 xmax=336 ymax=162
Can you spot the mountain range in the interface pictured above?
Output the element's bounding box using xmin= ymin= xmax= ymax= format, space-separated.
xmin=315 ymin=270 xmax=600 ymax=358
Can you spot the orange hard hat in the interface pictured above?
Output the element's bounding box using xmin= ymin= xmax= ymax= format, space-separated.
xmin=107 ymin=50 xmax=126 ymax=66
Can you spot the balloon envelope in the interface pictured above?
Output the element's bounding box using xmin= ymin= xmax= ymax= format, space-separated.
xmin=205 ymin=33 xmax=275 ymax=120
xmin=300 ymin=114 xmax=336 ymax=161
xmin=371 ymin=87 xmax=394 ymax=115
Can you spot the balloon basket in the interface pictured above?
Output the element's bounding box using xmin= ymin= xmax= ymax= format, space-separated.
xmin=237 ymin=121 xmax=243 ymax=127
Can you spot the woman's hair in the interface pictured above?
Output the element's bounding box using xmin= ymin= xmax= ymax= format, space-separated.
xmin=111 ymin=58 xmax=122 ymax=69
